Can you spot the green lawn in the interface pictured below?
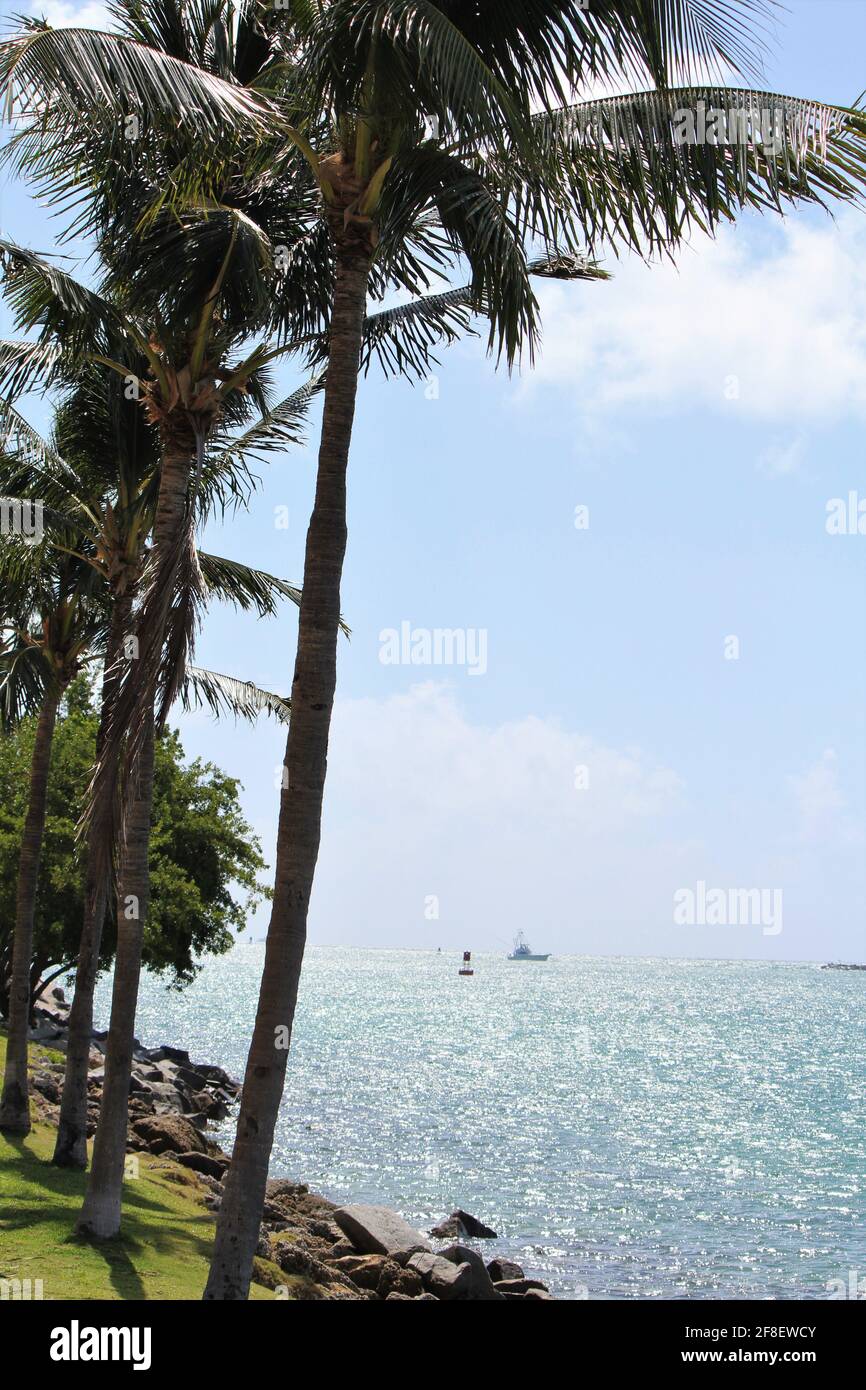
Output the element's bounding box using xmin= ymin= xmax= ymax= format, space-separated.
xmin=0 ymin=1031 xmax=281 ymax=1300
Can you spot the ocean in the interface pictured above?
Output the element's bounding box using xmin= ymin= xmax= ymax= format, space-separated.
xmin=94 ymin=948 xmax=865 ymax=1300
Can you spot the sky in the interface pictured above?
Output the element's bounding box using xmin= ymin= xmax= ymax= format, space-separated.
xmin=1 ymin=0 xmax=865 ymax=962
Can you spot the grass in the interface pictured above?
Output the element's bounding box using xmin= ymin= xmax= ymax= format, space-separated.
xmin=0 ymin=1031 xmax=285 ymax=1300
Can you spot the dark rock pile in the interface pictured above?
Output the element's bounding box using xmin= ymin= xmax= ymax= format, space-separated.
xmin=27 ymin=988 xmax=239 ymax=1157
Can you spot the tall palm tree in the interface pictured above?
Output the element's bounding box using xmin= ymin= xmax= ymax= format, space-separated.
xmin=0 ymin=538 xmax=107 ymax=1133
xmin=4 ymin=1 xmax=866 ymax=1297
xmin=0 ymin=369 xmax=307 ymax=1164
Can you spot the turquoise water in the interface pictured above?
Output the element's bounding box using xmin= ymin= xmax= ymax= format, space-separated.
xmin=95 ymin=948 xmax=865 ymax=1299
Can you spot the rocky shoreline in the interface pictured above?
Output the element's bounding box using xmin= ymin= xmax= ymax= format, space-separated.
xmin=26 ymin=988 xmax=552 ymax=1301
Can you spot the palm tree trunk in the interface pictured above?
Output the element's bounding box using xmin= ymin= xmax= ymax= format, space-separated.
xmin=204 ymin=246 xmax=372 ymax=1299
xmin=76 ymin=713 xmax=154 ymax=1238
xmin=54 ymin=589 xmax=132 ymax=1167
xmin=0 ymin=688 xmax=61 ymax=1133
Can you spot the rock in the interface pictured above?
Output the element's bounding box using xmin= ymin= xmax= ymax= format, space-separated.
xmin=173 ymin=1150 xmax=227 ymax=1179
xmin=428 ymin=1216 xmax=464 ymax=1239
xmin=430 ymin=1209 xmax=498 ymax=1240
xmin=274 ymin=1242 xmax=351 ymax=1290
xmin=128 ymin=1073 xmax=153 ymax=1097
xmin=523 ymin=1287 xmax=553 ymax=1300
xmin=176 ymin=1065 xmax=210 ymax=1092
xmin=27 ymin=1021 xmax=65 ymax=1043
xmin=327 ymin=1254 xmax=387 ymax=1290
xmin=193 ymin=1062 xmax=240 ymax=1092
xmin=326 ymin=1239 xmax=356 ymax=1260
xmin=266 ymin=1178 xmax=308 ymax=1201
xmin=334 ymin=1204 xmax=430 ymax=1259
xmin=137 ymin=1066 xmax=167 ymax=1083
xmin=385 ymin=1292 xmax=414 ymax=1300
xmin=131 ymin=1114 xmax=208 ymax=1155
xmin=487 ymin=1257 xmax=525 ymax=1282
xmin=31 ymin=1072 xmax=60 ymax=1103
xmin=378 ymin=1261 xmax=424 ymax=1299
xmin=291 ymin=1191 xmax=338 ymax=1217
xmin=407 ymin=1252 xmax=476 ymax=1301
xmin=307 ymin=1217 xmax=343 ymax=1243
xmin=438 ymin=1244 xmax=503 ymax=1300
xmin=189 ymin=1090 xmax=230 ymax=1121
xmin=493 ymin=1277 xmax=549 ymax=1295
xmin=149 ymin=1045 xmax=191 ymax=1066
xmin=146 ymin=1081 xmax=192 ymax=1116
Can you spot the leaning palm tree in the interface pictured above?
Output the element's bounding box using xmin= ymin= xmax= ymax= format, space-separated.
xmin=5 ymin=1 xmax=866 ymax=1297
xmin=0 ymin=360 xmax=308 ymax=1168
xmin=0 ymin=538 xmax=107 ymax=1133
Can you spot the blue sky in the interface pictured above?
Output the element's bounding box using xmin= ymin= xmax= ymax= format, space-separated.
xmin=2 ymin=0 xmax=865 ymax=961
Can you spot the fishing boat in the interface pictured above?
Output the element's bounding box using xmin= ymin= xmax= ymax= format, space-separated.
xmin=507 ymin=931 xmax=550 ymax=961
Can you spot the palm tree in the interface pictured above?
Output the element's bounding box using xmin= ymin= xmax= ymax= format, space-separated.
xmin=0 ymin=258 xmax=311 ymax=1167
xmin=4 ymin=1 xmax=866 ymax=1297
xmin=0 ymin=387 xmax=305 ymax=1163
xmin=0 ymin=537 xmax=107 ymax=1133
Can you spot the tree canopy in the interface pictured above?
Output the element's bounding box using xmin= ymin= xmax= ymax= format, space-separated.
xmin=0 ymin=676 xmax=269 ymax=1013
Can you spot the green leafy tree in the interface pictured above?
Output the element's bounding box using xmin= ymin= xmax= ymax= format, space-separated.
xmin=0 ymin=678 xmax=270 ymax=1016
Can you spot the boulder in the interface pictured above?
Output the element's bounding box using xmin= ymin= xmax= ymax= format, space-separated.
xmin=131 ymin=1114 xmax=208 ymax=1155
xmin=173 ymin=1150 xmax=227 ymax=1180
xmin=328 ymin=1254 xmax=387 ymax=1290
xmin=31 ymin=1072 xmax=60 ymax=1103
xmin=189 ymin=1090 xmax=230 ymax=1121
xmin=487 ymin=1257 xmax=525 ymax=1282
xmin=334 ymin=1203 xmax=430 ymax=1259
xmin=176 ymin=1065 xmax=210 ymax=1092
xmin=149 ymin=1045 xmax=191 ymax=1066
xmin=378 ymin=1261 xmax=424 ymax=1299
xmin=326 ymin=1238 xmax=356 ymax=1260
xmin=430 ymin=1209 xmax=498 ymax=1240
xmin=194 ymin=1062 xmax=240 ymax=1092
xmin=407 ymin=1251 xmax=476 ymax=1301
xmin=266 ymin=1178 xmax=308 ymax=1201
xmin=438 ymin=1244 xmax=504 ymax=1300
xmin=493 ymin=1278 xmax=550 ymax=1295
xmin=27 ymin=1021 xmax=65 ymax=1043
xmin=147 ymin=1081 xmax=192 ymax=1116
xmin=523 ymin=1287 xmax=553 ymax=1300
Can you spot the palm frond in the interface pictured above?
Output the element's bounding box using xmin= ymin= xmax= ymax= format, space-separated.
xmin=0 ymin=22 xmax=275 ymax=138
xmin=180 ymin=665 xmax=291 ymax=723
xmin=531 ymin=88 xmax=866 ymax=256
xmin=207 ymin=375 xmax=321 ymax=476
xmin=355 ymin=250 xmax=610 ymax=377
xmin=198 ymin=551 xmax=302 ymax=617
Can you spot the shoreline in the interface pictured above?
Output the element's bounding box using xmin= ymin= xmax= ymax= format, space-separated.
xmin=22 ymin=988 xmax=552 ymax=1301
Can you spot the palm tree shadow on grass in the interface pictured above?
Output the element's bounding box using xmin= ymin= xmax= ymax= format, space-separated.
xmin=2 ymin=1135 xmax=215 ymax=1299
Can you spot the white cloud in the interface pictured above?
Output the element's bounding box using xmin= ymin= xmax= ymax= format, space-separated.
xmin=527 ymin=214 xmax=866 ymax=422
xmin=787 ymin=748 xmax=862 ymax=845
xmin=305 ymin=682 xmax=695 ymax=953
